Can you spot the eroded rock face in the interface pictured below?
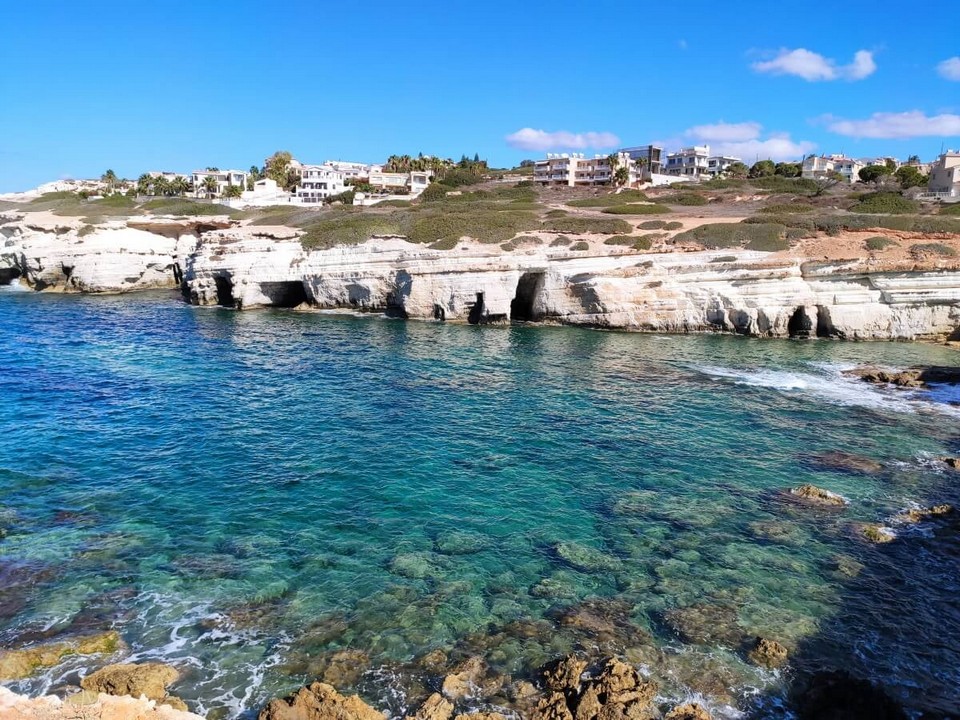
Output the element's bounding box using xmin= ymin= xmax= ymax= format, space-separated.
xmin=664 ymin=703 xmax=712 ymax=720
xmin=80 ymin=662 xmax=180 ymax=704
xmin=0 ymin=631 xmax=123 ymax=681
xmin=0 ymin=686 xmax=204 ymax=720
xmin=747 ymin=637 xmax=789 ymax=669
xmin=789 ymin=484 xmax=848 ymax=507
xmin=258 ymin=682 xmax=386 ymax=720
xmin=532 ymin=658 xmax=658 ymax=720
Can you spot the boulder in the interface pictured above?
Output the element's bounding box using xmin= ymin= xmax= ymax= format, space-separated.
xmin=747 ymin=637 xmax=789 ymax=669
xmin=664 ymin=703 xmax=712 ymax=720
xmin=441 ymin=656 xmax=487 ymax=700
xmin=859 ymin=524 xmax=895 ymax=544
xmin=795 ymin=671 xmax=908 ymax=720
xmin=894 ymin=504 xmax=953 ymax=523
xmin=532 ymin=693 xmax=574 ymax=720
xmin=540 ymin=655 xmax=588 ymax=695
xmin=789 ymin=484 xmax=848 ymax=507
xmin=941 ymin=457 xmax=959 ymax=470
xmin=259 ymin=682 xmax=386 ymax=720
xmin=407 ymin=693 xmax=453 ymax=720
xmin=573 ymin=658 xmax=658 ymax=720
xmin=0 ymin=631 xmax=123 ymax=681
xmin=81 ymin=662 xmax=179 ymax=703
xmin=309 ymin=649 xmax=370 ymax=689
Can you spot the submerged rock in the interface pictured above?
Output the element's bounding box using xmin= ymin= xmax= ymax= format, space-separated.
xmin=435 ymin=531 xmax=489 ymax=555
xmin=0 ymin=630 xmax=123 ymax=681
xmin=664 ymin=703 xmax=712 ymax=720
xmin=789 ymin=484 xmax=848 ymax=507
xmin=553 ymin=542 xmax=622 ymax=573
xmin=663 ymin=603 xmax=743 ymax=646
xmin=807 ymin=451 xmax=883 ymax=475
xmin=81 ymin=662 xmax=181 ymax=707
xmin=894 ymin=504 xmax=953 ymax=523
xmin=795 ymin=671 xmax=908 ymax=720
xmin=259 ymin=682 xmax=386 ymax=720
xmin=747 ymin=637 xmax=789 ymax=669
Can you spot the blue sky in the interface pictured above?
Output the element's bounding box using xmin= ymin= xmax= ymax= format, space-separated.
xmin=1 ymin=0 xmax=958 ymax=192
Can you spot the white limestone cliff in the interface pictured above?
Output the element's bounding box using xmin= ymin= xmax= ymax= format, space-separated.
xmin=181 ymin=229 xmax=960 ymax=341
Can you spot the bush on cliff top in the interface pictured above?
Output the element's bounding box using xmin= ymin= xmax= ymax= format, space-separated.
xmin=910 ymin=242 xmax=957 ymax=257
xmin=540 ymin=214 xmax=632 ymax=235
xmin=939 ymin=203 xmax=960 ymax=216
xmin=673 ymin=222 xmax=789 ymax=251
xmin=658 ymin=192 xmax=708 ymax=206
xmin=567 ymin=189 xmax=648 ymax=207
xmin=601 ymin=204 xmax=671 ymax=215
xmin=864 ymin=236 xmax=898 ymax=251
xmin=852 ymin=192 xmax=920 ymax=215
xmin=142 ymin=199 xmax=240 ymax=217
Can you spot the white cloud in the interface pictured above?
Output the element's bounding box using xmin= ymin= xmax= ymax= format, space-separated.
xmin=752 ymin=48 xmax=876 ymax=81
xmin=824 ymin=111 xmax=960 ymax=139
xmin=676 ymin=122 xmax=814 ymax=161
xmin=686 ymin=121 xmax=762 ymax=143
xmin=505 ymin=128 xmax=620 ymax=152
xmin=938 ymin=56 xmax=960 ymax=81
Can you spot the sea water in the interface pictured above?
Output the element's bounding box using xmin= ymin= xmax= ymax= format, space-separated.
xmin=0 ymin=290 xmax=958 ymax=718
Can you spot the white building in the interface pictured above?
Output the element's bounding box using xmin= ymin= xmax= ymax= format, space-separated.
xmin=368 ymin=170 xmax=432 ymax=195
xmin=705 ymin=155 xmax=742 ymax=177
xmin=533 ymin=152 xmax=644 ymax=187
xmin=619 ymin=145 xmax=664 ymax=176
xmin=237 ymin=178 xmax=294 ymax=206
xmin=928 ymin=151 xmax=960 ymax=197
xmin=801 ymin=155 xmax=865 ymax=184
xmin=324 ymin=160 xmax=381 ymax=180
xmin=191 ymin=169 xmax=248 ymax=198
xmin=296 ymin=165 xmax=346 ymax=204
xmin=664 ymin=146 xmax=710 ymax=178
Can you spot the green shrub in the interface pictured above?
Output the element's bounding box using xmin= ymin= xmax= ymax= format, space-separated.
xmin=142 ymin=199 xmax=238 ymax=217
xmin=601 ymin=204 xmax=671 ymax=215
xmin=428 ymin=238 xmax=459 ymax=250
xmin=420 ymin=183 xmax=452 ymax=201
xmin=852 ymin=192 xmax=920 ymax=215
xmin=939 ymin=203 xmax=960 ymax=216
xmin=632 ymin=237 xmax=653 ymax=250
xmin=77 ymin=224 xmax=95 ymax=237
xmin=910 ymin=242 xmax=957 ymax=257
xmin=659 ymin=193 xmax=707 ymax=206
xmin=785 ymin=227 xmax=815 ymax=240
xmin=541 ymin=215 xmax=632 ymax=234
xmin=710 ymin=255 xmax=738 ymax=263
xmin=746 ymin=235 xmax=790 ymax=252
xmin=663 ymin=221 xmax=683 ymax=230
xmin=604 ymin=235 xmax=636 ymax=246
xmin=700 ymin=178 xmax=746 ymax=189
xmin=570 ymin=241 xmax=590 ymax=251
xmin=406 ymin=207 xmax=538 ymax=245
xmin=300 ymin=212 xmax=406 ymax=249
xmin=637 ymin=220 xmax=667 ymax=229
xmin=759 ymin=202 xmax=815 ymax=214
xmin=673 ymin=222 xmax=787 ymax=249
xmin=749 ymin=177 xmax=819 ymax=193
xmin=567 ymin=189 xmax=648 ymax=207
xmin=550 ymin=235 xmax=571 ymax=246
xmin=376 ymin=199 xmax=413 ymax=208
xmin=436 ymin=168 xmax=484 ymax=188
xmin=545 ymin=209 xmax=568 ymax=218
xmin=865 ymin=236 xmax=898 ymax=251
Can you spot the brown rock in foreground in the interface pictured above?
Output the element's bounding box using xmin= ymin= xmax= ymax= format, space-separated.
xmin=789 ymin=484 xmax=848 ymax=507
xmin=259 ymin=682 xmax=386 ymax=720
xmin=665 ymin=703 xmax=712 ymax=720
xmin=747 ymin=637 xmax=789 ymax=669
xmin=81 ymin=662 xmax=179 ymax=703
xmin=407 ymin=693 xmax=453 ymax=720
xmin=0 ymin=686 xmax=203 ymax=720
xmin=0 ymin=631 xmax=124 ymax=681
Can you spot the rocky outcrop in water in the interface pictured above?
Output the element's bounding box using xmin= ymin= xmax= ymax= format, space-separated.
xmin=80 ymin=662 xmax=185 ymax=710
xmin=0 ymin=631 xmax=123 ymax=681
xmin=258 ymin=682 xmax=386 ymax=720
xmin=748 ymin=637 xmax=789 ymax=669
xmin=845 ymin=365 xmax=960 ymax=388
xmin=789 ymin=484 xmax=848 ymax=507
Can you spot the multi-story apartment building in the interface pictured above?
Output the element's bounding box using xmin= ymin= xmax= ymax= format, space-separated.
xmin=928 ymin=151 xmax=960 ymax=197
xmin=620 ymin=145 xmax=663 ymax=176
xmin=533 ymin=152 xmax=642 ymax=186
xmin=191 ymin=169 xmax=249 ymax=198
xmin=664 ymin=146 xmax=710 ymax=178
xmin=801 ymin=154 xmax=865 ymax=184
xmin=295 ymin=165 xmax=346 ymax=203
xmin=705 ymin=155 xmax=742 ymax=176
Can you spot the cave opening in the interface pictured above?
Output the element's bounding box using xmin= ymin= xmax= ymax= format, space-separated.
xmin=259 ymin=281 xmax=308 ymax=308
xmin=788 ymin=306 xmax=813 ymax=338
xmin=510 ymin=272 xmax=545 ymax=322
xmin=214 ymin=276 xmax=236 ymax=308
xmin=0 ymin=268 xmax=22 ymax=285
xmin=468 ymin=292 xmax=485 ymax=325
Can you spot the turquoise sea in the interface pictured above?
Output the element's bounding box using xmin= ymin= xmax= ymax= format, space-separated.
xmin=1 ymin=288 xmax=958 ymax=718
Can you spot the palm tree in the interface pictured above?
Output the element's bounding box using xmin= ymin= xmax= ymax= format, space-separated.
xmin=153 ymin=176 xmax=171 ymax=197
xmin=606 ymin=153 xmax=620 ymax=185
xmin=137 ymin=173 xmax=152 ymax=196
xmin=633 ymin=156 xmax=647 ymax=186
xmin=101 ymin=169 xmax=117 ymax=190
xmin=171 ymin=177 xmax=190 ymax=197
xmin=202 ymin=175 xmax=219 ymax=198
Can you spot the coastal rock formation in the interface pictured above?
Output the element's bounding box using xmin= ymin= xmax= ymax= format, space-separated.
xmin=179 ymin=230 xmax=960 ymax=340
xmin=0 ymin=215 xmax=208 ymax=292
xmin=80 ymin=662 xmax=184 ymax=709
xmin=894 ymin=504 xmax=953 ymax=523
xmin=406 ymin=693 xmax=453 ymax=720
xmin=664 ymin=703 xmax=712 ymax=720
xmin=0 ymin=631 xmax=123 ymax=681
xmin=747 ymin=637 xmax=789 ymax=669
xmin=0 ymin=686 xmax=204 ymax=720
xmin=858 ymin=524 xmax=896 ymax=544
xmin=258 ymin=682 xmax=386 ymax=720
xmin=789 ymin=484 xmax=848 ymax=507
xmin=845 ymin=365 xmax=960 ymax=388
xmin=531 ymin=657 xmax=658 ymax=720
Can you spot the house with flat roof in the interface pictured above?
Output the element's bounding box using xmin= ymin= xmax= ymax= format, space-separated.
xmin=533 ymin=152 xmax=642 ymax=187
xmin=801 ymin=154 xmax=865 ymax=184
xmin=928 ymin=151 xmax=960 ymax=197
xmin=295 ymin=165 xmax=346 ymax=204
xmin=705 ymin=155 xmax=742 ymax=177
xmin=664 ymin=146 xmax=710 ymax=178
xmin=191 ymin=169 xmax=248 ymax=198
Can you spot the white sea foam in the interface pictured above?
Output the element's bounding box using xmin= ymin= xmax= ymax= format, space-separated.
xmin=695 ymin=363 xmax=960 ymax=417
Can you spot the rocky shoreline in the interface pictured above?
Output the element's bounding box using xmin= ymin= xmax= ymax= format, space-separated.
xmin=2 ymin=213 xmax=960 ymax=341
